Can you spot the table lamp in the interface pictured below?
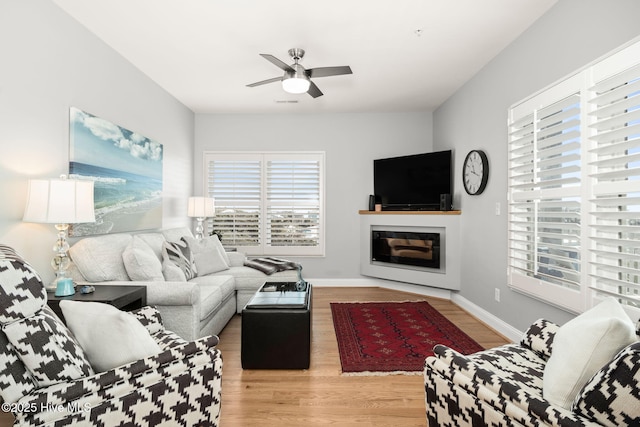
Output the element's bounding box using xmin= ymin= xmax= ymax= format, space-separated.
xmin=187 ymin=196 xmax=215 ymax=240
xmin=23 ymin=175 xmax=95 ymax=292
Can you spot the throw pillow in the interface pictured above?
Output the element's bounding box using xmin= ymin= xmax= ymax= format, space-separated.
xmin=572 ymin=342 xmax=640 ymax=426
xmin=122 ymin=235 xmax=164 ymax=281
xmin=60 ymin=300 xmax=162 ymax=372
xmin=161 ymin=255 xmax=187 ymax=281
xmin=69 ymin=234 xmax=132 ymax=282
xmin=543 ymin=297 xmax=636 ymax=409
xmin=182 ymin=235 xmax=229 ymax=276
xmin=162 ymin=240 xmax=197 ymax=280
xmin=3 ymin=306 xmax=94 ymax=387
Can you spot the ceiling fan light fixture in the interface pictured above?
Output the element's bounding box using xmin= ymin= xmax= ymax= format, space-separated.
xmin=282 ymin=75 xmax=310 ymax=94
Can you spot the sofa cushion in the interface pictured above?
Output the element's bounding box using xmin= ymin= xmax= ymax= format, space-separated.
xmin=60 ymin=300 xmax=162 ymax=372
xmin=69 ymin=234 xmax=132 ymax=282
xmin=572 ymin=341 xmax=640 ymax=426
xmin=135 ymin=232 xmax=166 ymax=261
xmin=3 ymin=306 xmax=94 ymax=387
xmin=183 ymin=235 xmax=229 ymax=276
xmin=543 ymin=297 xmax=636 ymax=409
xmin=190 ymin=274 xmax=236 ymax=302
xmin=122 ymin=235 xmax=164 ymax=281
xmin=162 ymin=239 xmax=197 ymax=280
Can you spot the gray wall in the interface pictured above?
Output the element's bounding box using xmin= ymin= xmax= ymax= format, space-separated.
xmin=194 ymin=112 xmax=433 ymax=278
xmin=434 ymin=0 xmax=640 ymax=330
xmin=0 ymin=1 xmax=194 ymax=283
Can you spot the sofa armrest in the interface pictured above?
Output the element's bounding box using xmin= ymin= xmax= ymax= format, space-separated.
xmin=520 ymin=319 xmax=559 ymax=360
xmin=426 ymin=345 xmax=594 ymax=427
xmin=15 ymin=335 xmax=222 ymax=426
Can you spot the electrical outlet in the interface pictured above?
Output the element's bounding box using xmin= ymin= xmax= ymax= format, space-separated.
xmin=495 ymin=202 xmax=501 ymax=215
xmin=494 ymin=288 xmax=501 ymax=302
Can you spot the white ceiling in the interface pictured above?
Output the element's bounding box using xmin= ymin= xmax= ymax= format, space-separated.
xmin=52 ymin=0 xmax=557 ymax=114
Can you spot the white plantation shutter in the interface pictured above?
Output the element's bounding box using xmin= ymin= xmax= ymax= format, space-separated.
xmin=508 ymin=78 xmax=584 ymax=312
xmin=508 ymin=38 xmax=640 ymax=315
xmin=588 ymin=48 xmax=640 ymax=310
xmin=204 ymin=152 xmax=324 ymax=256
xmin=206 ymin=154 xmax=262 ymax=250
xmin=266 ymin=155 xmax=322 ymax=254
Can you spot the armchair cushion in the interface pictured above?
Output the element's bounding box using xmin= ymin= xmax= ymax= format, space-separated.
xmin=543 ymin=297 xmax=636 ymax=409
xmin=3 ymin=306 xmax=94 ymax=387
xmin=572 ymin=341 xmax=640 ymax=426
xmin=0 ymin=329 xmax=35 ymax=404
xmin=60 ymin=300 xmax=162 ymax=372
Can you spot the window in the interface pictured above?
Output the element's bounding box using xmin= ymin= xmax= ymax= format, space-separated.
xmin=204 ymin=152 xmax=325 ymax=256
xmin=508 ymin=39 xmax=640 ymax=314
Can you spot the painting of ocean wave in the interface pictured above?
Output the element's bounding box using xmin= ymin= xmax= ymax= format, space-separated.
xmin=69 ymin=107 xmax=163 ymax=236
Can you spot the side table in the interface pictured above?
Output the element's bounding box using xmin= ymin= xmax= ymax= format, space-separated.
xmin=47 ymin=285 xmax=147 ymax=324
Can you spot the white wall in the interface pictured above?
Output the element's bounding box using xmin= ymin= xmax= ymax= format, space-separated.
xmin=194 ymin=112 xmax=433 ymax=278
xmin=433 ymin=0 xmax=640 ymax=330
xmin=0 ymin=1 xmax=194 ymax=283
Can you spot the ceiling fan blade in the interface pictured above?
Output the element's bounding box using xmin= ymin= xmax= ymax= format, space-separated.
xmin=246 ymin=76 xmax=282 ymax=87
xmin=307 ymin=66 xmax=352 ymax=78
xmin=307 ymin=81 xmax=323 ymax=98
xmin=260 ymin=54 xmax=295 ymax=73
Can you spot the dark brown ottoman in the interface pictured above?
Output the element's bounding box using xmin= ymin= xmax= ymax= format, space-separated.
xmin=241 ymin=282 xmax=312 ymax=369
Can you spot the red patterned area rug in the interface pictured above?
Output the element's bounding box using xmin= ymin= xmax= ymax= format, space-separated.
xmin=330 ymin=301 xmax=484 ymax=375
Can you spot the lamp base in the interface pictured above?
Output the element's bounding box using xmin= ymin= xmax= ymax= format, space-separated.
xmin=54 ymin=278 xmax=75 ymax=297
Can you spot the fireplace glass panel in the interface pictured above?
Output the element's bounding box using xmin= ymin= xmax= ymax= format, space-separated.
xmin=371 ymin=230 xmax=440 ymax=269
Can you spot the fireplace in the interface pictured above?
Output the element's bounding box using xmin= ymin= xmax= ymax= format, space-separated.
xmin=360 ymin=214 xmax=458 ymax=290
xmin=371 ymin=227 xmax=444 ymax=272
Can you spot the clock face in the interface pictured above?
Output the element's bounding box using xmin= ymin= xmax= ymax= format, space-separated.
xmin=463 ymin=150 xmax=489 ymax=195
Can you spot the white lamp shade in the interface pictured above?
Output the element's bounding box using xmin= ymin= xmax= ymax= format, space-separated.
xmin=187 ymin=197 xmax=215 ymax=218
xmin=23 ymin=178 xmax=95 ymax=224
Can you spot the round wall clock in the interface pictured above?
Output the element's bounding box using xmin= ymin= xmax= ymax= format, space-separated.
xmin=462 ymin=150 xmax=489 ymax=195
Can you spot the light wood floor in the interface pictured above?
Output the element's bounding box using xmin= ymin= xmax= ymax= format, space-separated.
xmin=0 ymin=287 xmax=509 ymax=427
xmin=216 ymin=287 xmax=509 ymax=427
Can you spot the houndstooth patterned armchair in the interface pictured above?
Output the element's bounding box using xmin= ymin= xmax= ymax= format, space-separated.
xmin=0 ymin=244 xmax=222 ymax=426
xmin=424 ymin=318 xmax=640 ymax=427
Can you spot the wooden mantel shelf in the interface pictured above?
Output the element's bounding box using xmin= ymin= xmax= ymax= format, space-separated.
xmin=358 ymin=210 xmax=461 ymax=215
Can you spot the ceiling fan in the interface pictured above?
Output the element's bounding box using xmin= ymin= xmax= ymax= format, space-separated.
xmin=246 ymin=48 xmax=352 ymax=98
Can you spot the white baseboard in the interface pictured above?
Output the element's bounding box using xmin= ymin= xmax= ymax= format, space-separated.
xmin=309 ymin=277 xmax=523 ymax=342
xmin=450 ymin=294 xmax=523 ymax=343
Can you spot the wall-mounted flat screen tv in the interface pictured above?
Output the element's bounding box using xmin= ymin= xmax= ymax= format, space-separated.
xmin=374 ymin=150 xmax=452 ymax=211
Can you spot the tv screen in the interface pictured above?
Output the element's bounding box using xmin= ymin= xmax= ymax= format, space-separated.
xmin=374 ymin=150 xmax=452 ymax=210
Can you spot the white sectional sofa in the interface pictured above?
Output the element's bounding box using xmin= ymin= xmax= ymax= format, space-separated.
xmin=67 ymin=227 xmax=298 ymax=341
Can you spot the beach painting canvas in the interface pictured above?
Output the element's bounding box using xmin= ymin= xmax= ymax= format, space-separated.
xmin=68 ymin=107 xmax=163 ymax=236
